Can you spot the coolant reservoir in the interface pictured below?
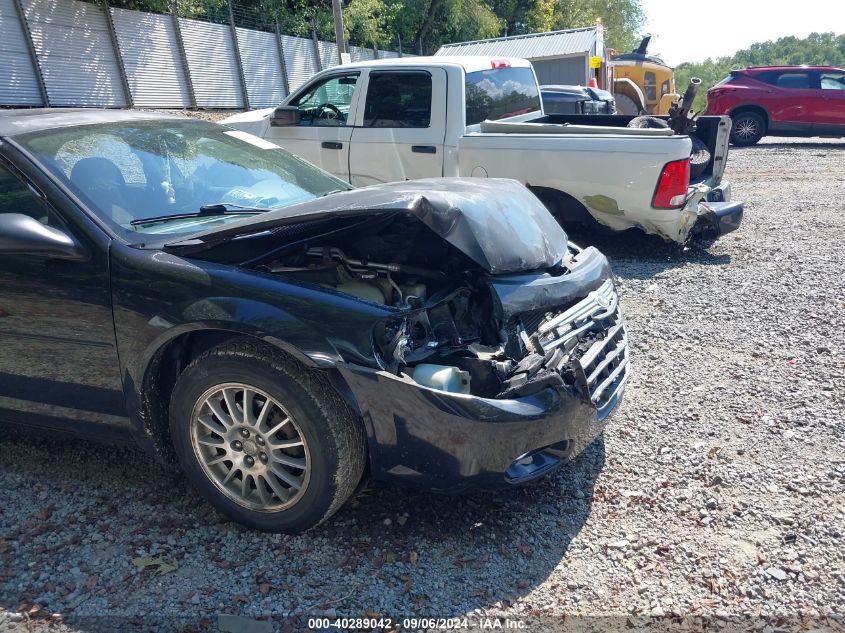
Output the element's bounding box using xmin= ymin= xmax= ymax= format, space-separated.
xmin=407 ymin=364 xmax=471 ymax=394
xmin=335 ymin=280 xmax=386 ymax=304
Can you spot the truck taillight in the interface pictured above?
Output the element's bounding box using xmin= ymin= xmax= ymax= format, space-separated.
xmin=652 ymin=159 xmax=690 ymax=209
xmin=490 ymin=59 xmax=511 ymax=69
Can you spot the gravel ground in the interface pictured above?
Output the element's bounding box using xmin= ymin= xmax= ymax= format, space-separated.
xmin=1 ymin=137 xmax=844 ymax=632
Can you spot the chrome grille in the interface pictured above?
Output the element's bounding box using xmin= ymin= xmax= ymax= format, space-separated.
xmin=533 ymin=279 xmax=629 ymax=417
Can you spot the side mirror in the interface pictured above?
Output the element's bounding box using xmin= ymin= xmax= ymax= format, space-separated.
xmin=0 ymin=213 xmax=86 ymax=260
xmin=270 ymin=106 xmax=301 ymax=127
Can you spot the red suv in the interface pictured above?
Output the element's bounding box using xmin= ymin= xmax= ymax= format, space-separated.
xmin=705 ymin=66 xmax=845 ymax=145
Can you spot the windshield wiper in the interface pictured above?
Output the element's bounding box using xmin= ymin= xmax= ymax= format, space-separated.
xmin=129 ymin=203 xmax=266 ymax=227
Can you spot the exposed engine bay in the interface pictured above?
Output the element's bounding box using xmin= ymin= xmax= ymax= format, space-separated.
xmin=261 ymin=214 xmax=624 ymax=404
xmin=170 ymin=178 xmax=627 ymax=406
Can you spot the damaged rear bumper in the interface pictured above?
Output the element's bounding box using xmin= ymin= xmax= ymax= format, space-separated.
xmin=678 ymin=181 xmax=744 ymax=242
xmin=690 ymin=200 xmax=743 ymax=238
xmin=598 ymin=180 xmax=743 ymax=244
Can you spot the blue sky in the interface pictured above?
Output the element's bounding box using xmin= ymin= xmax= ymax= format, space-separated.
xmin=639 ymin=0 xmax=845 ymax=66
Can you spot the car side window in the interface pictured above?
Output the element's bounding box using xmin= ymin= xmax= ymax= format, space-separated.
xmin=291 ymin=73 xmax=360 ymax=127
xmin=0 ymin=162 xmax=55 ymax=225
xmin=775 ymin=73 xmax=811 ymax=89
xmin=820 ymin=73 xmax=845 ymax=90
xmin=363 ymin=72 xmax=433 ymax=128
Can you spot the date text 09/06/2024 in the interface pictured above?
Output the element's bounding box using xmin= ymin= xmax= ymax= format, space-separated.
xmin=308 ymin=617 xmax=528 ymax=629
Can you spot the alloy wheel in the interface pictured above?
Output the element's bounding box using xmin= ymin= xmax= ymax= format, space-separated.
xmin=735 ymin=118 xmax=759 ymax=141
xmin=190 ymin=383 xmax=311 ymax=512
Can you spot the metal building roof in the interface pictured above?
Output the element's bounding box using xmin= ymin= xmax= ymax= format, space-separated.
xmin=436 ymin=26 xmax=597 ymax=60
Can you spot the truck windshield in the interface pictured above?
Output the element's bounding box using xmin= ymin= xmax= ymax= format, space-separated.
xmin=465 ymin=67 xmax=541 ymax=126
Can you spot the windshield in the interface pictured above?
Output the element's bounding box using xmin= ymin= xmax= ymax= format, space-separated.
xmin=465 ymin=67 xmax=541 ymax=126
xmin=15 ymin=119 xmax=350 ymax=239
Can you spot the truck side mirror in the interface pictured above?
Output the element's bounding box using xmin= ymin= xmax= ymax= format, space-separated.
xmin=0 ymin=213 xmax=86 ymax=260
xmin=270 ymin=106 xmax=301 ymax=127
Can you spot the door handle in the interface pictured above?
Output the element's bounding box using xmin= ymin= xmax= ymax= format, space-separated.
xmin=321 ymin=141 xmax=343 ymax=150
xmin=411 ymin=145 xmax=437 ymax=154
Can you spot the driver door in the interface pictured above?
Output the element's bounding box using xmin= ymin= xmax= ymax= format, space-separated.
xmin=265 ymin=72 xmax=362 ymax=181
xmin=0 ymin=157 xmax=128 ymax=433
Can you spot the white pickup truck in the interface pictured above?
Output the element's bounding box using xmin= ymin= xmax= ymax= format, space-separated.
xmin=223 ymin=56 xmax=743 ymax=243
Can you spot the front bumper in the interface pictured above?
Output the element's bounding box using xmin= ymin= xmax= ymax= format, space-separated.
xmin=338 ymin=266 xmax=629 ymax=492
xmin=339 ymin=365 xmax=623 ymax=492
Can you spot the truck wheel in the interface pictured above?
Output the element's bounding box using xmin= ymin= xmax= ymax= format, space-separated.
xmin=169 ymin=339 xmax=366 ymax=533
xmin=627 ymin=116 xmax=669 ymax=129
xmin=689 ymin=135 xmax=711 ymax=178
xmin=730 ymin=112 xmax=764 ymax=146
xmin=614 ymin=93 xmax=640 ymax=115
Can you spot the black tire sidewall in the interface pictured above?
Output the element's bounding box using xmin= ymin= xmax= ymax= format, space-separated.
xmin=170 ymin=355 xmax=343 ymax=532
xmin=730 ymin=112 xmax=764 ymax=146
xmin=689 ymin=135 xmax=712 ymax=178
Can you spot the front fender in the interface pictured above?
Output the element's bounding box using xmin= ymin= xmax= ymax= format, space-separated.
xmin=109 ymin=243 xmax=392 ymax=431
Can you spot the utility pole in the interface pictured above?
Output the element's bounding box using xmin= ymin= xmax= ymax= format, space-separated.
xmin=332 ymin=0 xmax=346 ymax=62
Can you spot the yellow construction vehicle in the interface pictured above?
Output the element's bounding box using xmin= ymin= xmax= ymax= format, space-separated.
xmin=609 ymin=35 xmax=680 ymax=115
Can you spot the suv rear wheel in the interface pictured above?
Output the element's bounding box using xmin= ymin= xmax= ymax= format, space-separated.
xmin=169 ymin=339 xmax=366 ymax=533
xmin=730 ymin=111 xmax=765 ymax=146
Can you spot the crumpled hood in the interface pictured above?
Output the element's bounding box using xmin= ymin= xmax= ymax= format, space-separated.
xmin=166 ymin=178 xmax=569 ymax=274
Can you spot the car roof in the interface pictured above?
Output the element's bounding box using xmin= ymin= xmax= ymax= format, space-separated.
xmin=333 ymin=55 xmax=533 ymax=74
xmin=0 ymin=108 xmax=186 ymax=138
xmin=739 ymin=65 xmax=844 ymax=74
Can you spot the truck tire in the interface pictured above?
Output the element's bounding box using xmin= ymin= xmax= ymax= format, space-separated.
xmin=730 ymin=111 xmax=765 ymax=146
xmin=169 ymin=338 xmax=366 ymax=533
xmin=614 ymin=93 xmax=640 ymax=115
xmin=689 ymin=135 xmax=711 ymax=178
xmin=627 ymin=115 xmax=669 ymax=129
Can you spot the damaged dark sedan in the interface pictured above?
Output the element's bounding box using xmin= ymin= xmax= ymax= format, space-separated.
xmin=0 ymin=110 xmax=629 ymax=532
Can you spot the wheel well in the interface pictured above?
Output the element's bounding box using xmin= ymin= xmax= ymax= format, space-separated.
xmin=139 ymin=330 xmax=366 ymax=469
xmin=528 ymin=186 xmax=599 ymax=230
xmin=729 ymin=105 xmax=769 ymax=129
xmin=140 ymin=330 xmax=253 ymax=465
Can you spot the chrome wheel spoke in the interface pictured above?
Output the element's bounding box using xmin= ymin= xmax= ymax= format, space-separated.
xmin=222 ymin=388 xmax=242 ymax=424
xmin=205 ymin=453 xmax=229 ymax=467
xmin=271 ymin=452 xmax=306 ymax=470
xmin=240 ymin=472 xmax=251 ymax=501
xmin=263 ymin=470 xmax=290 ymax=502
xmin=270 ymin=464 xmax=303 ymax=490
xmin=207 ymin=398 xmax=234 ymax=428
xmin=243 ymin=388 xmax=258 ymax=426
xmin=221 ymin=465 xmax=238 ymax=487
xmin=255 ymin=398 xmax=273 ymax=430
xmin=267 ymin=436 xmax=302 ymax=450
xmin=265 ymin=417 xmax=291 ymax=438
xmin=254 ymin=474 xmax=271 ymax=506
xmin=197 ymin=414 xmax=226 ymax=435
xmin=197 ymin=435 xmax=224 ymax=447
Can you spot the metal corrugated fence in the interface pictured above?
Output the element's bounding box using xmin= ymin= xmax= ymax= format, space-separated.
xmin=178 ymin=17 xmax=243 ymax=108
xmin=1 ymin=1 xmax=400 ymax=109
xmin=24 ymin=0 xmax=127 ymax=107
xmin=111 ymin=7 xmax=191 ymax=108
xmin=0 ymin=0 xmax=44 ymax=105
xmin=236 ymin=27 xmax=287 ymax=107
xmin=281 ymin=34 xmax=320 ymax=94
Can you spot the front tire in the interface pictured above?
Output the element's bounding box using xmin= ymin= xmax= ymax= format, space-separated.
xmin=169 ymin=339 xmax=365 ymax=533
xmin=730 ymin=111 xmax=765 ymax=146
